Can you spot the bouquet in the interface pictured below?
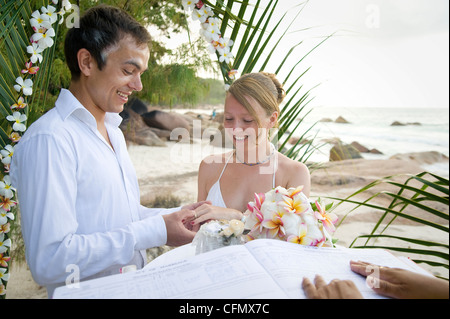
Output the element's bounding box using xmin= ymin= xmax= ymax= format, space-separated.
xmin=243 ymin=186 xmax=338 ymax=247
xmin=192 ymin=219 xmax=245 ymax=254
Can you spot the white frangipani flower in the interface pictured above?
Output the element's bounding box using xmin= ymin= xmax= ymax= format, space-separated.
xmin=218 ymin=46 xmax=233 ymax=63
xmin=0 ymin=145 xmax=14 ymax=166
xmin=27 ymin=43 xmax=44 ymax=64
xmin=41 ymin=5 xmax=58 ymax=24
xmin=0 ymin=175 xmax=15 ymax=199
xmin=182 ymin=0 xmax=197 ymax=11
xmin=13 ymin=77 xmax=33 ymax=96
xmin=6 ymin=112 xmax=27 ymax=132
xmin=31 ymin=27 xmax=56 ymax=49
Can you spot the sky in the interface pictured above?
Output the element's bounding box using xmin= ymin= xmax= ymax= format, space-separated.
xmin=161 ymin=0 xmax=449 ymax=109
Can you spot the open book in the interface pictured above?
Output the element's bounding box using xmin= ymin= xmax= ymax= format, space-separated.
xmin=54 ymin=239 xmax=430 ymax=299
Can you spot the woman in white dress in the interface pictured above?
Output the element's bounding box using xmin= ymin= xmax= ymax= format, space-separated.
xmin=192 ymin=72 xmax=311 ymax=227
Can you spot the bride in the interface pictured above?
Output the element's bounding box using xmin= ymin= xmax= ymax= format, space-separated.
xmin=192 ymin=72 xmax=311 ymax=227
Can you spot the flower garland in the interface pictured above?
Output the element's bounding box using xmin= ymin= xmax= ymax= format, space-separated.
xmin=182 ymin=0 xmax=239 ymax=85
xmin=0 ymin=0 xmax=73 ymax=297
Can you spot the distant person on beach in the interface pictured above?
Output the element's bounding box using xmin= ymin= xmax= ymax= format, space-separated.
xmin=302 ymin=260 xmax=449 ymax=299
xmin=192 ymin=72 xmax=311 ymax=225
xmin=10 ymin=5 xmax=205 ymax=297
xmin=211 ymin=107 xmax=216 ymax=120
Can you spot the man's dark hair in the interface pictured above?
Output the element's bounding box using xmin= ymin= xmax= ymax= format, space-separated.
xmin=64 ymin=4 xmax=151 ymax=80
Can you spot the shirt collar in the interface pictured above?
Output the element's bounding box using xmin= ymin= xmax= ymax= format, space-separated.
xmin=55 ymin=88 xmax=123 ymax=128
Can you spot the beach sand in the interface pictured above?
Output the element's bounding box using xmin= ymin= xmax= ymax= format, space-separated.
xmin=6 ymin=141 xmax=449 ymax=299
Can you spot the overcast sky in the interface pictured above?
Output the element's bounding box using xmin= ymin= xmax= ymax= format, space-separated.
xmin=276 ymin=0 xmax=450 ymax=109
xmin=163 ymin=0 xmax=449 ymax=109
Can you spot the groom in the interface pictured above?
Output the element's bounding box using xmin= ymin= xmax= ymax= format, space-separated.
xmin=10 ymin=4 xmax=203 ymax=297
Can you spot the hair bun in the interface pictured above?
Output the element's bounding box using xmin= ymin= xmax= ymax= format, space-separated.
xmin=260 ymin=72 xmax=286 ymax=104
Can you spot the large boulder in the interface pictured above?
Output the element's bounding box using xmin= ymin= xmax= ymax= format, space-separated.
xmin=141 ymin=110 xmax=190 ymax=132
xmin=329 ymin=142 xmax=362 ymax=161
xmin=119 ymin=109 xmax=165 ymax=146
xmin=350 ymin=141 xmax=369 ymax=153
xmin=126 ymin=98 xmax=148 ymax=115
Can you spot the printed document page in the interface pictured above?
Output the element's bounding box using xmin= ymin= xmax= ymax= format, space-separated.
xmin=245 ymin=239 xmax=426 ymax=299
xmin=54 ymin=244 xmax=288 ymax=299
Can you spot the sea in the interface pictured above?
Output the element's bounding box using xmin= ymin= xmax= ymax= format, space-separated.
xmin=176 ymin=106 xmax=449 ymax=177
xmin=289 ymin=106 xmax=449 ymax=177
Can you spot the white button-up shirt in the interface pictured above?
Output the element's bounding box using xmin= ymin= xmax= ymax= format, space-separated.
xmin=10 ymin=89 xmax=175 ymax=297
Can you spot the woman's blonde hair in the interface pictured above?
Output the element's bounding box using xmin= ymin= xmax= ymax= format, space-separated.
xmin=227 ymin=72 xmax=286 ymax=128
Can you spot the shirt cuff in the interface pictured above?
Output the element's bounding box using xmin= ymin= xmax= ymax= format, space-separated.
xmin=129 ymin=214 xmax=167 ymax=250
xmin=139 ymin=206 xmax=181 ymax=219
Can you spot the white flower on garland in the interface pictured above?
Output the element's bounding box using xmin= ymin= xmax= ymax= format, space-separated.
xmin=27 ymin=43 xmax=44 ymax=64
xmin=182 ymin=0 xmax=196 ymax=11
xmin=13 ymin=77 xmax=33 ymax=96
xmin=218 ymin=46 xmax=233 ymax=63
xmin=6 ymin=112 xmax=28 ymax=132
xmin=41 ymin=5 xmax=58 ymax=24
xmin=0 ymin=176 xmax=14 ymax=199
xmin=0 ymin=211 xmax=14 ymax=227
xmin=0 ymin=267 xmax=10 ymax=284
xmin=0 ymin=233 xmax=11 ymax=255
xmin=31 ymin=26 xmax=56 ymax=48
xmin=30 ymin=9 xmax=52 ymax=31
xmin=0 ymin=145 xmax=14 ymax=166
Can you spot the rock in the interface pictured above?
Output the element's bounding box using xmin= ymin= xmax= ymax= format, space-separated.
xmin=335 ymin=116 xmax=350 ymax=124
xmin=119 ymin=109 xmax=165 ymax=146
xmin=126 ymin=98 xmax=148 ymax=115
xmin=389 ymin=151 xmax=449 ymax=165
xmin=350 ymin=141 xmax=370 ymax=153
xmin=141 ymin=110 xmax=191 ymax=132
xmin=148 ymin=127 xmax=172 ymax=140
xmin=369 ymin=148 xmax=383 ymax=154
xmin=391 ymin=121 xmax=422 ymax=126
xmin=329 ymin=142 xmax=362 ymax=161
xmin=319 ymin=118 xmax=333 ymax=122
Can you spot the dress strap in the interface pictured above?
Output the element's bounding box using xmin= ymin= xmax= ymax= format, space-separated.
xmin=218 ymin=151 xmax=234 ymax=181
xmin=272 ymin=144 xmax=278 ymax=188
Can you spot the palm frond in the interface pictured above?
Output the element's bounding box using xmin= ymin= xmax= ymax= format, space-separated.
xmin=328 ymin=172 xmax=449 ymax=279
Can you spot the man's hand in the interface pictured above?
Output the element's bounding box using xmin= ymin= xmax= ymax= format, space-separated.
xmin=162 ymin=209 xmax=197 ymax=246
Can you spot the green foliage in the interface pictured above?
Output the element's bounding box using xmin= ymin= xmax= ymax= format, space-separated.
xmin=198 ymin=78 xmax=226 ymax=105
xmin=137 ymin=63 xmax=209 ymax=107
xmin=328 ymin=172 xmax=449 ymax=279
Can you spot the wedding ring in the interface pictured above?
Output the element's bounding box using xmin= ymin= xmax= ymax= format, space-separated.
xmin=194 ymin=212 xmax=197 ymax=218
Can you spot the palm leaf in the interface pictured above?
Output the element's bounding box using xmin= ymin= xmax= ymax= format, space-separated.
xmin=329 ymin=172 xmax=449 ymax=279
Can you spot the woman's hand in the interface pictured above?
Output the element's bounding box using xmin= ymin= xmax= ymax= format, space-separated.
xmin=350 ymin=260 xmax=449 ymax=299
xmin=192 ymin=203 xmax=243 ymax=226
xmin=302 ymin=275 xmax=363 ymax=299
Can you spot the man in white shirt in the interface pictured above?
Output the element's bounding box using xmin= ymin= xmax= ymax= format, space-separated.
xmin=10 ymin=4 xmax=205 ymax=297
